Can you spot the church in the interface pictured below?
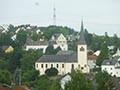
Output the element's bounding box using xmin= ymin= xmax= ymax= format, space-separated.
xmin=35 ymin=21 xmax=90 ymax=75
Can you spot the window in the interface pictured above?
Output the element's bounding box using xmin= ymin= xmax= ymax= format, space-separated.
xmin=51 ymin=64 xmax=53 ymax=68
xmin=62 ymin=64 xmax=64 ymax=68
xmin=56 ymin=64 xmax=59 ymax=68
xmin=80 ymin=47 xmax=84 ymax=51
xmin=81 ymin=67 xmax=84 ymax=70
xmin=72 ymin=64 xmax=74 ymax=69
xmin=46 ymin=64 xmax=48 ymax=68
xmin=84 ymin=64 xmax=86 ymax=67
xmin=36 ymin=64 xmax=38 ymax=68
xmin=78 ymin=65 xmax=80 ymax=68
xmin=110 ymin=68 xmax=112 ymax=70
xmin=41 ymin=64 xmax=43 ymax=68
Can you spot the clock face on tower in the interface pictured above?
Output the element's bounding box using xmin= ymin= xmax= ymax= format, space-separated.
xmin=80 ymin=46 xmax=84 ymax=51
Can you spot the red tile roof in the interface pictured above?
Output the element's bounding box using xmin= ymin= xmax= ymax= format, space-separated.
xmin=88 ymin=55 xmax=97 ymax=60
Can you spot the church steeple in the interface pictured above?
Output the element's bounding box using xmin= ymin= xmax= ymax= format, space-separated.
xmin=78 ymin=20 xmax=86 ymax=45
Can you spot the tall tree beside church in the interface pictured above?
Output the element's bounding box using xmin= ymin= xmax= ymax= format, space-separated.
xmin=96 ymin=42 xmax=109 ymax=66
xmin=84 ymin=29 xmax=92 ymax=46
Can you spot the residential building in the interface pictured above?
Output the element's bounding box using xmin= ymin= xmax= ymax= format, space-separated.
xmin=101 ymin=48 xmax=120 ymax=77
xmin=2 ymin=46 xmax=14 ymax=53
xmin=25 ymin=33 xmax=68 ymax=53
xmin=60 ymin=73 xmax=71 ymax=90
xmin=50 ymin=33 xmax=68 ymax=50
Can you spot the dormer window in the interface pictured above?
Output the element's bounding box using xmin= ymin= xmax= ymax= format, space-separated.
xmin=80 ymin=46 xmax=84 ymax=51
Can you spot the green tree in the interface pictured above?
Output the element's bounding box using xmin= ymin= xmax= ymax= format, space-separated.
xmin=50 ymin=80 xmax=61 ymax=90
xmin=0 ymin=58 xmax=8 ymax=70
xmin=64 ymin=70 xmax=93 ymax=90
xmin=90 ymin=35 xmax=104 ymax=51
xmin=45 ymin=45 xmax=54 ymax=54
xmin=96 ymin=42 xmax=109 ymax=66
xmin=8 ymin=48 xmax=23 ymax=74
xmin=84 ymin=29 xmax=92 ymax=46
xmin=22 ymin=69 xmax=39 ymax=87
xmin=34 ymin=75 xmax=51 ymax=90
xmin=20 ymin=49 xmax=43 ymax=71
xmin=16 ymin=30 xmax=27 ymax=46
xmin=0 ymin=70 xmax=12 ymax=85
xmin=45 ymin=67 xmax=59 ymax=77
xmin=53 ymin=46 xmax=61 ymax=54
xmin=0 ymin=33 xmax=13 ymax=46
xmin=95 ymin=71 xmax=115 ymax=90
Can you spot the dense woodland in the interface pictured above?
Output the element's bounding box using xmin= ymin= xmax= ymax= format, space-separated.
xmin=0 ymin=24 xmax=120 ymax=89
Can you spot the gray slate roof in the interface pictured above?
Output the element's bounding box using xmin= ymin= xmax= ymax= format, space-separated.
xmin=36 ymin=52 xmax=77 ymax=62
xmin=102 ymin=56 xmax=120 ymax=65
xmin=52 ymin=33 xmax=61 ymax=40
xmin=57 ymin=50 xmax=74 ymax=55
xmin=25 ymin=40 xmax=48 ymax=46
xmin=2 ymin=46 xmax=10 ymax=50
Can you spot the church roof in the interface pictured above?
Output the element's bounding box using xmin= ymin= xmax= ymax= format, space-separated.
xmin=78 ymin=20 xmax=86 ymax=45
xmin=36 ymin=52 xmax=77 ymax=62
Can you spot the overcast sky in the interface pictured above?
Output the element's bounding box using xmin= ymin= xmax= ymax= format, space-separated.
xmin=0 ymin=0 xmax=120 ymax=36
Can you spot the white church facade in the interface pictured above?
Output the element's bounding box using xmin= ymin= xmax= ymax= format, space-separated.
xmin=35 ymin=21 xmax=90 ymax=75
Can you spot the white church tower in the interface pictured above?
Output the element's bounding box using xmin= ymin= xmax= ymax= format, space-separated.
xmin=77 ymin=20 xmax=90 ymax=73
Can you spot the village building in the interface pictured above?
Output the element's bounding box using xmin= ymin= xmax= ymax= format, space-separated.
xmin=2 ymin=45 xmax=14 ymax=53
xmin=25 ymin=33 xmax=68 ymax=53
xmin=101 ymin=48 xmax=120 ymax=77
xmin=35 ymin=21 xmax=90 ymax=75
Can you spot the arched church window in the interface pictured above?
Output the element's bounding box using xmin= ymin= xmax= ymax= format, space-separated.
xmin=72 ymin=64 xmax=74 ymax=69
xmin=62 ymin=64 xmax=64 ymax=68
xmin=46 ymin=64 xmax=48 ymax=68
xmin=41 ymin=64 xmax=43 ymax=68
xmin=57 ymin=64 xmax=59 ymax=68
xmin=80 ymin=46 xmax=84 ymax=51
xmin=51 ymin=64 xmax=53 ymax=68
xmin=78 ymin=64 xmax=80 ymax=68
xmin=81 ymin=67 xmax=84 ymax=70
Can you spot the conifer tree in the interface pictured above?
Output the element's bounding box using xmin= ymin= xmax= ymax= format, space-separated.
xmin=96 ymin=42 xmax=109 ymax=66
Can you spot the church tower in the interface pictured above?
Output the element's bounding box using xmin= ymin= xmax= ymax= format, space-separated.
xmin=77 ymin=20 xmax=90 ymax=73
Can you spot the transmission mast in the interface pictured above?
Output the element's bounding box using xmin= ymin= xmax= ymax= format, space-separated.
xmin=53 ymin=5 xmax=56 ymax=26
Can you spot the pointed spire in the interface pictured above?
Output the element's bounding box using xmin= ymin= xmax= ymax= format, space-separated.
xmin=116 ymin=48 xmax=120 ymax=56
xmin=78 ymin=20 xmax=86 ymax=45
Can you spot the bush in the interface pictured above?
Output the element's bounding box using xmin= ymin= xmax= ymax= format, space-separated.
xmin=45 ymin=67 xmax=59 ymax=77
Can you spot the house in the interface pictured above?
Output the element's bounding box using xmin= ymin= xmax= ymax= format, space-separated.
xmin=50 ymin=33 xmax=68 ymax=50
xmin=93 ymin=50 xmax=100 ymax=56
xmin=2 ymin=46 xmax=14 ymax=53
xmin=25 ymin=33 xmax=68 ymax=53
xmin=25 ymin=40 xmax=48 ymax=53
xmin=60 ymin=73 xmax=71 ymax=89
xmin=87 ymin=55 xmax=98 ymax=69
xmin=101 ymin=49 xmax=120 ymax=77
xmin=35 ymin=20 xmax=90 ymax=75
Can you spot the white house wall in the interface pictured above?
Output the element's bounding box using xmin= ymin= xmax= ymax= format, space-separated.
xmin=26 ymin=45 xmax=48 ymax=53
xmin=102 ymin=65 xmax=120 ymax=77
xmin=53 ymin=44 xmax=68 ymax=51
